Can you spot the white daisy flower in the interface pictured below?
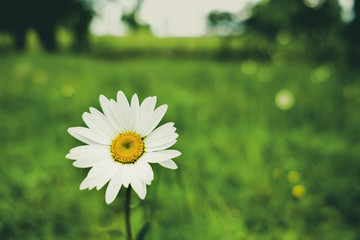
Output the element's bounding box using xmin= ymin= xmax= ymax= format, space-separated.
xmin=66 ymin=91 xmax=181 ymax=204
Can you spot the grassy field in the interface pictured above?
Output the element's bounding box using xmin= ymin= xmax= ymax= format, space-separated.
xmin=1 ymin=37 xmax=360 ymax=240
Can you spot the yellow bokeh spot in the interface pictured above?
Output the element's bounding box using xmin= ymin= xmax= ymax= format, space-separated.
xmin=275 ymin=89 xmax=295 ymax=110
xmin=292 ymin=185 xmax=306 ymax=198
xmin=288 ymin=170 xmax=301 ymax=183
xmin=61 ymin=84 xmax=74 ymax=97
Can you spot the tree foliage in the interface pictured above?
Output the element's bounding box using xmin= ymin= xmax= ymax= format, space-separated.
xmin=245 ymin=0 xmax=343 ymax=39
xmin=0 ymin=0 xmax=93 ymax=51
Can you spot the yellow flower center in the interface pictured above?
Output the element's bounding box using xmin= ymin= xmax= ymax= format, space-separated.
xmin=111 ymin=132 xmax=144 ymax=164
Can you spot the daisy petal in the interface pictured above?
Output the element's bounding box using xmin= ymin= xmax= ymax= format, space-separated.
xmin=80 ymin=177 xmax=98 ymax=190
xmin=79 ymin=175 xmax=101 ymax=190
xmin=89 ymin=107 xmax=118 ymax=134
xmin=105 ymin=168 xmax=123 ymax=204
xmin=159 ymin=159 xmax=178 ymax=169
xmin=142 ymin=161 xmax=154 ymax=181
xmin=142 ymin=105 xmax=168 ymax=136
xmin=145 ymin=122 xmax=175 ymax=143
xmin=131 ymin=177 xmax=146 ymax=199
xmin=136 ymin=96 xmax=157 ymax=135
xmin=87 ymin=158 xmax=115 ymax=178
xmin=121 ymin=164 xmax=134 ymax=188
xmin=66 ymin=145 xmax=110 ymax=160
xmin=80 ymin=176 xmax=94 ymax=190
xmin=108 ymin=99 xmax=127 ymax=133
xmin=116 ymin=91 xmax=131 ymax=130
xmin=99 ymin=95 xmax=121 ymax=131
xmin=135 ymin=160 xmax=154 ymax=183
xmin=142 ymin=178 xmax=152 ymax=185
xmin=82 ymin=112 xmax=115 ymax=139
xmin=96 ymin=164 xmax=121 ymax=190
xmin=116 ymin=90 xmax=129 ymax=104
xmin=130 ymin=94 xmax=140 ymax=132
xmin=146 ymin=140 xmax=177 ymax=152
xmin=141 ymin=150 xmax=181 ymax=163
xmin=68 ymin=127 xmax=111 ymax=145
xmin=145 ymin=134 xmax=178 ymax=149
xmin=87 ymin=177 xmax=99 ymax=190
xmin=73 ymin=159 xmax=99 ymax=168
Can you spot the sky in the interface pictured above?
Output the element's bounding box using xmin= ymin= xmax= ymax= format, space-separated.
xmin=91 ymin=0 xmax=260 ymax=37
xmin=90 ymin=0 xmax=355 ymax=37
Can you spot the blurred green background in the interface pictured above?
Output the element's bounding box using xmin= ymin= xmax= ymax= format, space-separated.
xmin=1 ymin=0 xmax=360 ymax=239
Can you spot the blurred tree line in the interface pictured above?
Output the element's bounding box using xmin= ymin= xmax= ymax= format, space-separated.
xmin=0 ymin=0 xmax=92 ymax=51
xmin=208 ymin=0 xmax=360 ymax=65
xmin=121 ymin=0 xmax=150 ymax=33
xmin=0 ymin=0 xmax=359 ymax=65
xmin=0 ymin=0 xmax=150 ymax=52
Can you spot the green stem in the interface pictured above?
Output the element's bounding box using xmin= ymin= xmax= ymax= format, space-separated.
xmin=125 ymin=187 xmax=132 ymax=240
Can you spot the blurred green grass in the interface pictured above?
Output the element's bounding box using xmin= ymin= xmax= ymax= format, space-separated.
xmin=1 ymin=37 xmax=360 ymax=240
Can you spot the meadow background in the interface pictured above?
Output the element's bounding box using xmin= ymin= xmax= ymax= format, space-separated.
xmin=1 ymin=2 xmax=360 ymax=239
